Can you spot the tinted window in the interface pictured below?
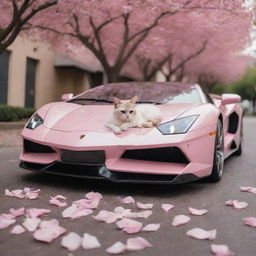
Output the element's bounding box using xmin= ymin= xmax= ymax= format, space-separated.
xmin=71 ymin=82 xmax=202 ymax=105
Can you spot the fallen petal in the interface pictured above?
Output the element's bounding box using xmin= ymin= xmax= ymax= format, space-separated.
xmin=10 ymin=225 xmax=26 ymax=234
xmin=136 ymin=210 xmax=152 ymax=219
xmin=189 ymin=207 xmax=208 ymax=216
xmin=106 ymin=241 xmax=126 ymax=255
xmin=116 ymin=218 xmax=142 ymax=234
xmin=54 ymin=194 xmax=66 ymax=200
xmin=82 ymin=233 xmax=101 ymax=249
xmin=240 ymin=186 xmax=252 ymax=192
xmin=172 ymin=215 xmax=191 ymax=227
xmin=5 ymin=189 xmax=25 ymax=199
xmin=61 ymin=232 xmax=82 ymax=251
xmin=50 ymin=196 xmax=67 ymax=207
xmin=137 ymin=202 xmax=153 ymax=210
xmin=126 ymin=237 xmax=152 ymax=251
xmin=33 ymin=229 xmax=57 ymax=243
xmin=211 ymin=244 xmax=234 ymax=256
xmin=186 ymin=228 xmax=217 ymax=240
xmin=93 ymin=210 xmax=121 ymax=224
xmin=162 ymin=204 xmax=174 ymax=212
xmin=225 ymin=200 xmax=248 ymax=209
xmin=73 ymin=198 xmax=100 ymax=209
xmin=26 ymin=208 xmax=51 ymax=218
xmin=62 ymin=205 xmax=78 ymax=218
xmin=34 ymin=219 xmax=66 ymax=243
xmin=85 ymin=191 xmax=103 ymax=200
xmin=249 ymin=187 xmax=256 ymax=194
xmin=0 ymin=218 xmax=16 ymax=229
xmin=142 ymin=223 xmax=160 ymax=232
xmin=233 ymin=200 xmax=248 ymax=209
xmin=71 ymin=209 xmax=93 ymax=219
xmin=10 ymin=207 xmax=25 ymax=217
xmin=121 ymin=196 xmax=135 ymax=204
xmin=23 ymin=217 xmax=41 ymax=232
xmin=243 ymin=217 xmax=256 ymax=227
xmin=24 ymin=188 xmax=40 ymax=199
xmin=225 ymin=200 xmax=234 ymax=206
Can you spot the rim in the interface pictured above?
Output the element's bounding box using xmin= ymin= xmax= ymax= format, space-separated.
xmin=216 ymin=122 xmax=224 ymax=177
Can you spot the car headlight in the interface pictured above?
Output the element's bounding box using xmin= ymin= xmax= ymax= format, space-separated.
xmin=26 ymin=113 xmax=43 ymax=130
xmin=157 ymin=115 xmax=199 ymax=135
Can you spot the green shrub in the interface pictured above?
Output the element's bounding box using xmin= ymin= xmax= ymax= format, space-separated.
xmin=0 ymin=105 xmax=35 ymax=122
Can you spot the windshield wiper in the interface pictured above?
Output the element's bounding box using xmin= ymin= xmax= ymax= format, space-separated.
xmin=137 ymin=101 xmax=163 ymax=104
xmin=69 ymin=98 xmax=113 ymax=103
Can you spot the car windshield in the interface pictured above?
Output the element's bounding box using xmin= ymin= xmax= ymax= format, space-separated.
xmin=69 ymin=82 xmax=203 ymax=105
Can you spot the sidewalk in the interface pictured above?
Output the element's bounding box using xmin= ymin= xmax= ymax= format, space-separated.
xmin=0 ymin=120 xmax=27 ymax=147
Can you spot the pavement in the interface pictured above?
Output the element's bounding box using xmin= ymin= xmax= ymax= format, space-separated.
xmin=0 ymin=117 xmax=256 ymax=256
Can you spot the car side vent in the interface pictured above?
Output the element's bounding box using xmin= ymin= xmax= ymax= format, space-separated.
xmin=121 ymin=147 xmax=189 ymax=164
xmin=228 ymin=112 xmax=239 ymax=134
xmin=24 ymin=139 xmax=55 ymax=153
xmin=230 ymin=141 xmax=237 ymax=150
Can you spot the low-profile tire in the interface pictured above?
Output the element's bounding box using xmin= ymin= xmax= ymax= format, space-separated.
xmin=209 ymin=119 xmax=224 ymax=182
xmin=233 ymin=143 xmax=242 ymax=156
xmin=233 ymin=119 xmax=243 ymax=156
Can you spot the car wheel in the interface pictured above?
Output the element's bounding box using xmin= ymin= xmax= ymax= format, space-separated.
xmin=233 ymin=119 xmax=243 ymax=156
xmin=209 ymin=120 xmax=224 ymax=182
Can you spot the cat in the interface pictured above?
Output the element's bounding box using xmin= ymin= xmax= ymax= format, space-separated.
xmin=105 ymin=96 xmax=162 ymax=134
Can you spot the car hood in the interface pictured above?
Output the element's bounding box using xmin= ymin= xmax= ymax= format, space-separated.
xmin=43 ymin=102 xmax=199 ymax=132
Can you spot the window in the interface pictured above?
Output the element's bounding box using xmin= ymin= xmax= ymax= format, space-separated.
xmin=0 ymin=50 xmax=10 ymax=105
xmin=25 ymin=58 xmax=38 ymax=108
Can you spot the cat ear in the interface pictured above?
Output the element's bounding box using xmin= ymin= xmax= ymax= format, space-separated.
xmin=113 ymin=97 xmax=121 ymax=107
xmin=130 ymin=96 xmax=138 ymax=104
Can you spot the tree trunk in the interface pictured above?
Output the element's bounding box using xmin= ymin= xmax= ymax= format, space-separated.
xmin=105 ymin=68 xmax=121 ymax=83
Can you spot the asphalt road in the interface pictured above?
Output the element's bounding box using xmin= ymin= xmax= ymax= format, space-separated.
xmin=0 ymin=117 xmax=256 ymax=256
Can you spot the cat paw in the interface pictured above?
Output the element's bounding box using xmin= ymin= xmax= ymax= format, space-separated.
xmin=120 ymin=124 xmax=129 ymax=131
xmin=113 ymin=127 xmax=122 ymax=134
xmin=143 ymin=122 xmax=153 ymax=128
xmin=136 ymin=123 xmax=143 ymax=128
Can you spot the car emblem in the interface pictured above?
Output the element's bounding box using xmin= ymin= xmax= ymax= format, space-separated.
xmin=80 ymin=134 xmax=86 ymax=139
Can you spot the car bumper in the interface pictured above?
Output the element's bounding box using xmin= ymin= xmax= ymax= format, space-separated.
xmin=20 ymin=124 xmax=216 ymax=183
xmin=20 ymin=161 xmax=200 ymax=184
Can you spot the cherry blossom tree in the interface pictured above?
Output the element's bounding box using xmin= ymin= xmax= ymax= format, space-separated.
xmin=2 ymin=0 xmax=253 ymax=85
xmin=25 ymin=0 xmax=253 ymax=83
xmin=0 ymin=0 xmax=58 ymax=54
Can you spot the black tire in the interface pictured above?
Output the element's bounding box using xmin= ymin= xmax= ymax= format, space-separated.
xmin=233 ymin=119 xmax=243 ymax=156
xmin=209 ymin=120 xmax=224 ymax=182
xmin=233 ymin=143 xmax=242 ymax=156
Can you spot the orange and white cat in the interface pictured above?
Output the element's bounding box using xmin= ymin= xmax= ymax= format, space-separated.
xmin=106 ymin=96 xmax=161 ymax=134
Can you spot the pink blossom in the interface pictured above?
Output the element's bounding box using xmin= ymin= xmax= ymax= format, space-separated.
xmin=162 ymin=204 xmax=174 ymax=212
xmin=126 ymin=237 xmax=152 ymax=251
xmin=61 ymin=232 xmax=82 ymax=251
xmin=81 ymin=233 xmax=101 ymax=249
xmin=106 ymin=241 xmax=126 ymax=254
xmin=186 ymin=228 xmax=217 ymax=240
xmin=172 ymin=215 xmax=191 ymax=227
xmin=121 ymin=196 xmax=135 ymax=204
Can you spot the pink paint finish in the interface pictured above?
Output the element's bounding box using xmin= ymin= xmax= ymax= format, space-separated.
xmin=20 ymin=83 xmax=243 ymax=184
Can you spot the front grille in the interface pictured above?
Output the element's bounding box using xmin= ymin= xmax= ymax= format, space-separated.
xmin=24 ymin=139 xmax=55 ymax=153
xmin=61 ymin=149 xmax=105 ymax=164
xmin=121 ymin=147 xmax=189 ymax=164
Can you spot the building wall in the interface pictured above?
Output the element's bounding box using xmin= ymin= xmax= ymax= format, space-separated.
xmin=6 ymin=36 xmax=91 ymax=109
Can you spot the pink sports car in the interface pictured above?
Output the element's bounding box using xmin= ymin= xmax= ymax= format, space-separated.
xmin=20 ymin=82 xmax=243 ymax=184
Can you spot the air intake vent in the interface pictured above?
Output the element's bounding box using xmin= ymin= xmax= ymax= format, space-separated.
xmin=121 ymin=147 xmax=189 ymax=164
xmin=24 ymin=140 xmax=55 ymax=153
xmin=61 ymin=149 xmax=105 ymax=164
xmin=228 ymin=112 xmax=239 ymax=134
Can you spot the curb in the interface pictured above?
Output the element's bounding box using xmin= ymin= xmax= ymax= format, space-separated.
xmin=0 ymin=120 xmax=27 ymax=130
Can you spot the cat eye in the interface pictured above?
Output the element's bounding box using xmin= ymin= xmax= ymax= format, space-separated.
xmin=130 ymin=111 xmax=134 ymax=114
xmin=121 ymin=111 xmax=126 ymax=114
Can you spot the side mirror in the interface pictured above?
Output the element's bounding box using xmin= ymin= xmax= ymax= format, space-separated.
xmin=61 ymin=93 xmax=73 ymax=101
xmin=221 ymin=94 xmax=241 ymax=105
